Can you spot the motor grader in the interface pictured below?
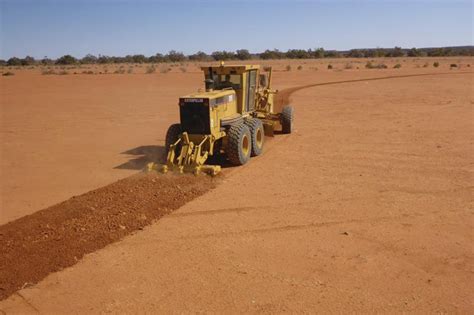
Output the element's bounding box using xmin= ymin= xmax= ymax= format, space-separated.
xmin=148 ymin=62 xmax=294 ymax=176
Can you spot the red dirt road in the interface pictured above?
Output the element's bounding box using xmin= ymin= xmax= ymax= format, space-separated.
xmin=1 ymin=66 xmax=472 ymax=312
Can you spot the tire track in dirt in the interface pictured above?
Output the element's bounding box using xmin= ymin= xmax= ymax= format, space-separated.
xmin=1 ymin=70 xmax=470 ymax=301
xmin=274 ymin=71 xmax=472 ymax=111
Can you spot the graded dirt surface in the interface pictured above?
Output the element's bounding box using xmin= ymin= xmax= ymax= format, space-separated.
xmin=1 ymin=58 xmax=473 ymax=312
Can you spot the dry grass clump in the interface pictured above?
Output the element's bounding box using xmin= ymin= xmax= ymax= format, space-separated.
xmin=160 ymin=66 xmax=171 ymax=73
xmin=365 ymin=61 xmax=387 ymax=69
xmin=433 ymin=61 xmax=440 ymax=68
xmin=344 ymin=63 xmax=353 ymax=69
xmin=179 ymin=67 xmax=187 ymax=73
xmin=127 ymin=67 xmax=133 ymax=74
xmin=393 ymin=63 xmax=402 ymax=69
xmin=145 ymin=65 xmax=156 ymax=74
xmin=285 ymin=65 xmax=292 ymax=71
xmin=2 ymin=71 xmax=14 ymax=76
xmin=327 ymin=64 xmax=333 ymax=69
xmin=41 ymin=69 xmax=56 ymax=75
xmin=58 ymin=70 xmax=69 ymax=75
xmin=82 ymin=70 xmax=94 ymax=75
xmin=297 ymin=65 xmax=303 ymax=70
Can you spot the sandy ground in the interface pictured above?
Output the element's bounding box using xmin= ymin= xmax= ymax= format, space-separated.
xmin=1 ymin=58 xmax=473 ymax=312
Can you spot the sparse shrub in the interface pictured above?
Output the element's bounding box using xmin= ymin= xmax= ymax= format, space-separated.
xmin=327 ymin=64 xmax=333 ymax=69
xmin=297 ymin=65 xmax=303 ymax=70
xmin=423 ymin=62 xmax=429 ymax=68
xmin=2 ymin=71 xmax=14 ymax=76
xmin=344 ymin=63 xmax=353 ymax=69
xmin=146 ymin=65 xmax=156 ymax=74
xmin=127 ymin=67 xmax=133 ymax=74
xmin=41 ymin=69 xmax=56 ymax=75
xmin=159 ymin=66 xmax=170 ymax=73
xmin=365 ymin=61 xmax=387 ymax=69
xmin=114 ymin=68 xmax=125 ymax=74
xmin=433 ymin=62 xmax=440 ymax=68
xmin=450 ymin=63 xmax=458 ymax=68
xmin=82 ymin=70 xmax=94 ymax=74
xmin=393 ymin=63 xmax=402 ymax=69
xmin=179 ymin=67 xmax=187 ymax=73
xmin=286 ymin=65 xmax=291 ymax=71
xmin=467 ymin=64 xmax=471 ymax=67
xmin=58 ymin=70 xmax=69 ymax=75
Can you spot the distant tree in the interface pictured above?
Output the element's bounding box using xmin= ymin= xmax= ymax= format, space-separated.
xmin=313 ymin=48 xmax=325 ymax=58
xmin=0 ymin=59 xmax=6 ymax=66
xmin=188 ymin=51 xmax=210 ymax=61
xmin=211 ymin=51 xmax=235 ymax=61
xmin=56 ymin=55 xmax=77 ymax=65
xmin=97 ymin=55 xmax=112 ymax=64
xmin=324 ymin=50 xmax=340 ymax=58
xmin=166 ymin=50 xmax=186 ymax=62
xmin=131 ymin=54 xmax=147 ymax=63
xmin=149 ymin=53 xmax=165 ymax=63
xmin=348 ymin=49 xmax=364 ymax=58
xmin=235 ymin=49 xmax=251 ymax=60
xmin=21 ymin=56 xmax=36 ymax=66
xmin=81 ymin=54 xmax=98 ymax=64
xmin=387 ymin=46 xmax=405 ymax=57
xmin=7 ymin=57 xmax=22 ymax=66
xmin=407 ymin=48 xmax=421 ymax=57
xmin=41 ymin=57 xmax=54 ymax=65
xmin=286 ymin=49 xmax=311 ymax=59
xmin=259 ymin=49 xmax=285 ymax=60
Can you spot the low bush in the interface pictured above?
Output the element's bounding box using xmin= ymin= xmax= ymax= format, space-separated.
xmin=327 ymin=64 xmax=333 ymax=69
xmin=433 ymin=61 xmax=440 ymax=67
xmin=450 ymin=63 xmax=458 ymax=68
xmin=344 ymin=63 xmax=353 ymax=69
xmin=285 ymin=65 xmax=291 ymax=71
xmin=365 ymin=61 xmax=387 ymax=69
xmin=179 ymin=67 xmax=187 ymax=73
xmin=41 ymin=69 xmax=56 ymax=75
xmin=2 ymin=71 xmax=14 ymax=76
xmin=297 ymin=65 xmax=303 ymax=70
xmin=159 ymin=66 xmax=171 ymax=73
xmin=393 ymin=63 xmax=402 ymax=69
xmin=146 ymin=65 xmax=156 ymax=74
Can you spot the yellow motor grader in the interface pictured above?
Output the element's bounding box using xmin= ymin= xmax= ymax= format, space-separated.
xmin=148 ymin=62 xmax=294 ymax=176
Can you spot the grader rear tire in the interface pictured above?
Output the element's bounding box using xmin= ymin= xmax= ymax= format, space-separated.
xmin=245 ymin=118 xmax=264 ymax=156
xmin=226 ymin=123 xmax=251 ymax=166
xmin=281 ymin=105 xmax=294 ymax=134
xmin=165 ymin=123 xmax=181 ymax=154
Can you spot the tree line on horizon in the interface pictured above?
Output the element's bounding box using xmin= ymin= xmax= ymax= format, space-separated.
xmin=2 ymin=46 xmax=472 ymax=66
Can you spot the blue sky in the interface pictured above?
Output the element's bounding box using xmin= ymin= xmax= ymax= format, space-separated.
xmin=0 ymin=0 xmax=472 ymax=59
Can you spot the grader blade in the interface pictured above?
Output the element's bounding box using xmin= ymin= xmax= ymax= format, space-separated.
xmin=146 ymin=132 xmax=221 ymax=176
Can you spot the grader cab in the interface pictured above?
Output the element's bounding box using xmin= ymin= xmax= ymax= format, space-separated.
xmin=148 ymin=63 xmax=294 ymax=176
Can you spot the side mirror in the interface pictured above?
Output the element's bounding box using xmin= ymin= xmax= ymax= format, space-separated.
xmin=259 ymin=74 xmax=267 ymax=87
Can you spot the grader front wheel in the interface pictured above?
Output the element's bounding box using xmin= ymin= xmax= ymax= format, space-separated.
xmin=281 ymin=105 xmax=294 ymax=134
xmin=165 ymin=123 xmax=182 ymax=154
xmin=245 ymin=118 xmax=264 ymax=156
xmin=226 ymin=124 xmax=251 ymax=165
